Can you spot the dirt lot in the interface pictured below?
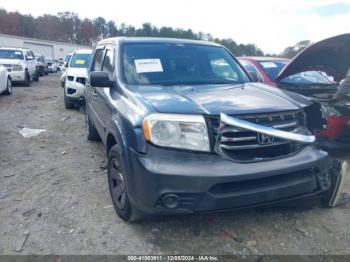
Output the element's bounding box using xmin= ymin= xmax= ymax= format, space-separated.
xmin=0 ymin=74 xmax=350 ymax=255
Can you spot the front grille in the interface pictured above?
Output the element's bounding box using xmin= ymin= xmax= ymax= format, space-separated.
xmin=210 ymin=111 xmax=307 ymax=162
xmin=76 ymin=77 xmax=86 ymax=85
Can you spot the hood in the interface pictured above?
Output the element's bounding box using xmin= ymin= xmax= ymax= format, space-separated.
xmin=276 ymin=33 xmax=350 ymax=83
xmin=137 ymin=83 xmax=312 ymax=115
xmin=66 ymin=67 xmax=88 ymax=78
xmin=0 ymin=59 xmax=22 ymax=65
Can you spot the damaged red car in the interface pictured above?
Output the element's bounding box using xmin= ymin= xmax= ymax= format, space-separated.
xmin=238 ymin=33 xmax=350 ymax=157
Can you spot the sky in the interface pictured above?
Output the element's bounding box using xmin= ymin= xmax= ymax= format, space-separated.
xmin=1 ymin=0 xmax=350 ymax=54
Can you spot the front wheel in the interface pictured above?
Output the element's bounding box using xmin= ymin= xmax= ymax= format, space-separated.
xmin=23 ymin=71 xmax=30 ymax=87
xmin=322 ymin=159 xmax=343 ymax=207
xmin=3 ymin=77 xmax=12 ymax=95
xmin=108 ymin=145 xmax=144 ymax=222
xmin=64 ymin=88 xmax=74 ymax=109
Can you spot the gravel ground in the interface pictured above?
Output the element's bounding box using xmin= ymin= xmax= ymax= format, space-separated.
xmin=0 ymin=74 xmax=350 ymax=255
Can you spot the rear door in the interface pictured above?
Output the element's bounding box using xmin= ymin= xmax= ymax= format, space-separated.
xmin=86 ymin=46 xmax=106 ymax=136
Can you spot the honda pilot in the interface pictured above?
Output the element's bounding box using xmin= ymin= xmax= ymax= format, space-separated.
xmin=84 ymin=37 xmax=341 ymax=222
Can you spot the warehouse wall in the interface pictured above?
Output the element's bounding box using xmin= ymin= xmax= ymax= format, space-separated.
xmin=0 ymin=34 xmax=91 ymax=60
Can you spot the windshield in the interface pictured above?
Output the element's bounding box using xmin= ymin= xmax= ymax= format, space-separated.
xmin=281 ymin=71 xmax=332 ymax=85
xmin=258 ymin=60 xmax=332 ymax=85
xmin=35 ymin=55 xmax=43 ymax=62
xmin=69 ymin=53 xmax=90 ymax=68
xmin=0 ymin=50 xmax=24 ymax=60
xmin=65 ymin=55 xmax=72 ymax=63
xmin=122 ymin=43 xmax=250 ymax=85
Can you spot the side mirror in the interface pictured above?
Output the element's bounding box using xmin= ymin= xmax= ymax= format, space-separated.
xmin=90 ymin=71 xmax=112 ymax=88
xmin=248 ymin=71 xmax=261 ymax=82
xmin=26 ymin=55 xmax=34 ymax=61
xmin=64 ymin=62 xmax=69 ymax=68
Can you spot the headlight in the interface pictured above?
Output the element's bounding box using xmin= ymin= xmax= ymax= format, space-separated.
xmin=143 ymin=113 xmax=210 ymax=152
xmin=12 ymin=65 xmax=23 ymax=71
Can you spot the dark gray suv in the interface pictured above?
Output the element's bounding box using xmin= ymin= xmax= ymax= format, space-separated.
xmin=84 ymin=37 xmax=341 ymax=222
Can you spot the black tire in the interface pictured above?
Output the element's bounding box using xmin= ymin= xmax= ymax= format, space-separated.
xmin=24 ymin=71 xmax=30 ymax=87
xmin=33 ymin=70 xmax=39 ymax=82
xmin=85 ymin=106 xmax=100 ymax=141
xmin=61 ymin=81 xmax=65 ymax=88
xmin=108 ymin=144 xmax=144 ymax=222
xmin=3 ymin=77 xmax=12 ymax=95
xmin=64 ymin=88 xmax=74 ymax=109
xmin=322 ymin=158 xmax=343 ymax=207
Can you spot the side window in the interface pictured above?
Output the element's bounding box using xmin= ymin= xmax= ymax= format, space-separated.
xmin=102 ymin=49 xmax=114 ymax=78
xmin=92 ymin=49 xmax=104 ymax=71
xmin=240 ymin=61 xmax=263 ymax=82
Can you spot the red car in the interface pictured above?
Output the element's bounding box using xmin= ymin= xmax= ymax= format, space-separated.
xmin=238 ymin=34 xmax=350 ymax=157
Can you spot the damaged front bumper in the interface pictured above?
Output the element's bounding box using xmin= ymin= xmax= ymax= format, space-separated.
xmin=125 ymin=114 xmax=340 ymax=215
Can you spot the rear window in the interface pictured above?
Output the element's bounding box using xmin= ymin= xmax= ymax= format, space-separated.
xmin=0 ymin=50 xmax=24 ymax=60
xmin=122 ymin=43 xmax=250 ymax=85
xmin=70 ymin=53 xmax=91 ymax=68
xmin=257 ymin=60 xmax=287 ymax=81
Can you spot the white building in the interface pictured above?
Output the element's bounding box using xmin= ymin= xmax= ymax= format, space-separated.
xmin=0 ymin=33 xmax=92 ymax=60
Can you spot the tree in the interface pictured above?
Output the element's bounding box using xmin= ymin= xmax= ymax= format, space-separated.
xmin=281 ymin=40 xmax=311 ymax=58
xmin=0 ymin=7 xmax=266 ymax=57
xmin=94 ymin=17 xmax=108 ymax=39
xmin=77 ymin=19 xmax=98 ymax=45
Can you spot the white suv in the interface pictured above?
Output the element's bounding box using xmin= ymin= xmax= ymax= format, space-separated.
xmin=64 ymin=49 xmax=92 ymax=109
xmin=0 ymin=47 xmax=39 ymax=86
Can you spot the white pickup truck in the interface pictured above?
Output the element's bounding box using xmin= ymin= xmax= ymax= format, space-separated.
xmin=0 ymin=47 xmax=39 ymax=86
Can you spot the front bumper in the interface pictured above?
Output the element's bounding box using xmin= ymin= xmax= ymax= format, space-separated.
xmin=125 ymin=144 xmax=331 ymax=215
xmin=8 ymin=70 xmax=26 ymax=82
xmin=65 ymin=80 xmax=85 ymax=100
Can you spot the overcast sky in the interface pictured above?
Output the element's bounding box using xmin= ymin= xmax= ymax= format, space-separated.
xmin=2 ymin=0 xmax=350 ymax=53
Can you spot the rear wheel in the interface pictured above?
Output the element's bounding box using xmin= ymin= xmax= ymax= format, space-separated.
xmin=85 ymin=106 xmax=100 ymax=141
xmin=3 ymin=77 xmax=12 ymax=95
xmin=108 ymin=145 xmax=144 ymax=222
xmin=33 ymin=70 xmax=39 ymax=81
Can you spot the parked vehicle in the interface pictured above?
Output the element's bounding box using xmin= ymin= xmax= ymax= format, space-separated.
xmin=0 ymin=65 xmax=12 ymax=95
xmin=46 ymin=58 xmax=57 ymax=73
xmin=35 ymin=53 xmax=48 ymax=76
xmin=60 ymin=53 xmax=73 ymax=87
xmin=85 ymin=37 xmax=341 ymax=222
xmin=238 ymin=34 xmax=350 ymax=157
xmin=64 ymin=49 xmax=92 ymax=108
xmin=0 ymin=47 xmax=39 ymax=86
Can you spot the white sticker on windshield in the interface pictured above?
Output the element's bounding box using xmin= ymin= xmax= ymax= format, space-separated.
xmin=260 ymin=62 xmax=277 ymax=68
xmin=135 ymin=59 xmax=163 ymax=73
xmin=15 ymin=51 xmax=22 ymax=55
